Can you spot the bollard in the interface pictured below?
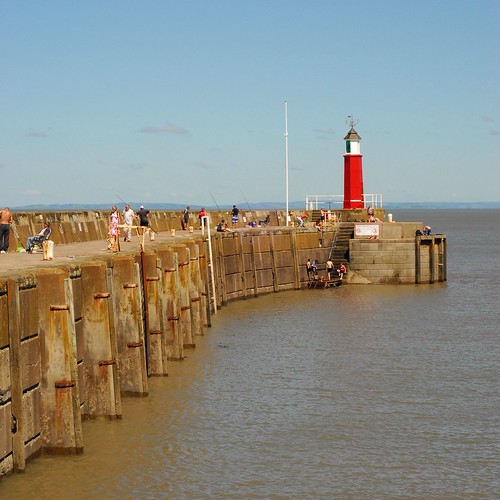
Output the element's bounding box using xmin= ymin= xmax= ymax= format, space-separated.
xmin=171 ymin=229 xmax=176 ymax=237
xmin=388 ymin=213 xmax=393 ymax=223
xmin=43 ymin=240 xmax=55 ymax=260
xmin=189 ymin=226 xmax=194 ymax=233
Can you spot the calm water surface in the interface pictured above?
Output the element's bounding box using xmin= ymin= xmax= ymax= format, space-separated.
xmin=1 ymin=209 xmax=498 ymax=498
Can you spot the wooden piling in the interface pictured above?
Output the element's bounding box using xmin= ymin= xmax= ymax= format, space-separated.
xmin=157 ymin=248 xmax=184 ymax=361
xmin=171 ymin=245 xmax=195 ymax=348
xmin=109 ymin=256 xmax=148 ymax=396
xmin=36 ymin=268 xmax=83 ymax=454
xmin=80 ymin=261 xmax=122 ymax=418
xmin=141 ymin=252 xmax=167 ymax=376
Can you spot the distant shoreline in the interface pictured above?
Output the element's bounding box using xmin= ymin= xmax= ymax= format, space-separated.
xmin=10 ymin=202 xmax=500 ymax=211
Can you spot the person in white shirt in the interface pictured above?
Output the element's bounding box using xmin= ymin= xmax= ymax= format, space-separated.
xmin=122 ymin=204 xmax=135 ymax=242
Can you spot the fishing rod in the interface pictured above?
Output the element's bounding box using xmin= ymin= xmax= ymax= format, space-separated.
xmin=11 ymin=225 xmax=26 ymax=249
xmin=209 ymin=191 xmax=223 ymax=218
xmin=241 ymin=193 xmax=257 ymax=223
xmin=115 ymin=192 xmax=158 ymax=233
xmin=114 ymin=193 xmax=128 ymax=205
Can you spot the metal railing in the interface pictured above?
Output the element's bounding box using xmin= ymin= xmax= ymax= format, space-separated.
xmin=305 ymin=193 xmax=383 ymax=210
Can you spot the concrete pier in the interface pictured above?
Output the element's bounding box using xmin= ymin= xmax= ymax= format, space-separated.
xmin=0 ymin=209 xmax=446 ymax=478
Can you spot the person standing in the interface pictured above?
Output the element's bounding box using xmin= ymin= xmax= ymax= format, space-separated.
xmin=108 ymin=205 xmax=121 ymax=252
xmin=367 ymin=206 xmax=374 ymax=221
xmin=182 ymin=206 xmax=190 ymax=230
xmin=137 ymin=205 xmax=150 ymax=227
xmin=136 ymin=205 xmax=154 ymax=241
xmin=122 ymin=204 xmax=135 ymax=242
xmin=326 ymin=258 xmax=334 ymax=279
xmin=231 ymin=205 xmax=239 ymax=227
xmin=337 ymin=263 xmax=347 ymax=279
xmin=0 ymin=207 xmax=13 ymax=253
xmin=199 ymin=207 xmax=206 ymax=230
xmin=306 ymin=258 xmax=314 ymax=279
xmin=311 ymin=259 xmax=318 ymax=276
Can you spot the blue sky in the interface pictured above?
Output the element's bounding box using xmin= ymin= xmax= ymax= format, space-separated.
xmin=1 ymin=0 xmax=498 ymax=208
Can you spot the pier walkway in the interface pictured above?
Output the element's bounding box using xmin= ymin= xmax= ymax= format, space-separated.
xmin=0 ymin=229 xmax=204 ymax=276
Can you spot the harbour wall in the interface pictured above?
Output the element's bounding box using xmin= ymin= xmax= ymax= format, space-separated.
xmin=5 ymin=207 xmax=385 ymax=251
xmin=0 ymin=214 xmax=446 ymax=477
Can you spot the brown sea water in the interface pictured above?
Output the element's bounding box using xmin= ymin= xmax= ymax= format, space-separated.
xmin=1 ymin=209 xmax=498 ymax=498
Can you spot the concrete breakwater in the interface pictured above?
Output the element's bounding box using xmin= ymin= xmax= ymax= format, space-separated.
xmin=0 ymin=209 xmax=446 ymax=478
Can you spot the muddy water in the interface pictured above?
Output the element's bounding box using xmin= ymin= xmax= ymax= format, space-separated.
xmin=1 ymin=209 xmax=498 ymax=498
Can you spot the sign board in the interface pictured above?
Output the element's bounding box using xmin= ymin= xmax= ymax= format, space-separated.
xmin=355 ymin=224 xmax=380 ymax=237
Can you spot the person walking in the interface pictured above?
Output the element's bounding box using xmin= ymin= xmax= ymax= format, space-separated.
xmin=122 ymin=204 xmax=135 ymax=242
xmin=182 ymin=206 xmax=190 ymax=230
xmin=108 ymin=206 xmax=121 ymax=252
xmin=0 ymin=207 xmax=13 ymax=253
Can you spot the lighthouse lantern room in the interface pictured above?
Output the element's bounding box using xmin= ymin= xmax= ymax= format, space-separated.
xmin=343 ymin=117 xmax=365 ymax=209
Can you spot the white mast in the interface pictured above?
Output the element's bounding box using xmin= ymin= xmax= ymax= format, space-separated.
xmin=284 ymin=100 xmax=289 ymax=226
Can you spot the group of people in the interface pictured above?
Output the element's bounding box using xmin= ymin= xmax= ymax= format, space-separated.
xmin=415 ymin=225 xmax=432 ymax=236
xmin=215 ymin=208 xmax=273 ymax=232
xmin=183 ymin=205 xmax=240 ymax=231
xmin=307 ymin=258 xmax=346 ymax=280
xmin=0 ymin=207 xmax=53 ymax=254
xmin=107 ymin=204 xmax=154 ymax=250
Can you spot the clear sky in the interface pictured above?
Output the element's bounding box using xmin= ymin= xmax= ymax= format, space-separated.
xmin=1 ymin=0 xmax=498 ymax=208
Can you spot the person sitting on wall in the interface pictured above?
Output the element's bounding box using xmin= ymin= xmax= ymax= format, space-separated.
xmin=295 ymin=215 xmax=304 ymax=227
xmin=415 ymin=229 xmax=423 ymax=236
xmin=258 ymin=214 xmax=271 ymax=226
xmin=216 ymin=219 xmax=234 ymax=233
xmin=423 ymin=225 xmax=432 ymax=235
xmin=26 ymin=221 xmax=51 ymax=253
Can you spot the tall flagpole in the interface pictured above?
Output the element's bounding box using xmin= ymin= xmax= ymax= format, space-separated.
xmin=284 ymin=100 xmax=289 ymax=226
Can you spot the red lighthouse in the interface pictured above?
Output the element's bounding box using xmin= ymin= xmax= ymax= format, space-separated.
xmin=343 ymin=118 xmax=364 ymax=209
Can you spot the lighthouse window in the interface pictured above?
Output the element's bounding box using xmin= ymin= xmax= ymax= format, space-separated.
xmin=346 ymin=140 xmax=351 ymax=153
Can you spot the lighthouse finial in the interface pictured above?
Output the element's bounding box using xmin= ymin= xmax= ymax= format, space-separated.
xmin=347 ymin=115 xmax=358 ymax=129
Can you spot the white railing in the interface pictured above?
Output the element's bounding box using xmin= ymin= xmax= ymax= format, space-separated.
xmin=305 ymin=193 xmax=383 ymax=210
